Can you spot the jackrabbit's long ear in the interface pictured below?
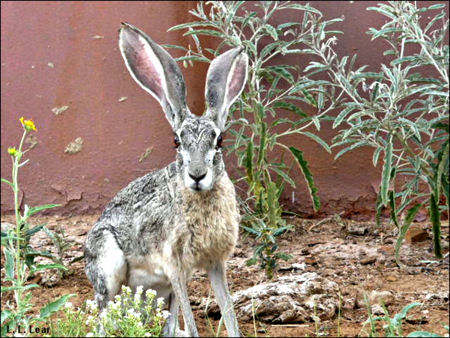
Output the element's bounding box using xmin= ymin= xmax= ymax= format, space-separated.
xmin=119 ymin=23 xmax=190 ymax=130
xmin=204 ymin=47 xmax=248 ymax=131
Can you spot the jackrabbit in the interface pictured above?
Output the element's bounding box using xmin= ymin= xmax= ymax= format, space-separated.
xmin=84 ymin=22 xmax=248 ymax=337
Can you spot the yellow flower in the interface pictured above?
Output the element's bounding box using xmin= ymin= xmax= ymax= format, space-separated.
xmin=8 ymin=147 xmax=17 ymax=156
xmin=19 ymin=117 xmax=37 ymax=131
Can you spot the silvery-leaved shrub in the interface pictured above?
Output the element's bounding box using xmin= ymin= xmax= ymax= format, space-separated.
xmin=299 ymin=1 xmax=448 ymax=264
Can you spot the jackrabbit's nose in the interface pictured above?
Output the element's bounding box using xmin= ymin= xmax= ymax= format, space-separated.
xmin=189 ymin=172 xmax=207 ymax=183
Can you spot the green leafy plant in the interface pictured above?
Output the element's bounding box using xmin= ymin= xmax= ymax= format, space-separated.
xmin=1 ymin=117 xmax=73 ymax=336
xmin=50 ymin=286 xmax=168 ymax=337
xmin=41 ymin=226 xmax=80 ymax=278
xmin=167 ymin=1 xmax=340 ymax=278
xmin=1 ymin=119 xmax=67 ymax=273
xmin=361 ymin=301 xmax=444 ymax=337
xmin=341 ymin=2 xmax=447 ymax=261
xmin=275 ymin=1 xmax=448 ymax=263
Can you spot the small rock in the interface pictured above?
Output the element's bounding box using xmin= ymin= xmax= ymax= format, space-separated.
xmin=386 ymin=275 xmax=398 ymax=282
xmin=423 ymin=292 xmax=449 ymax=304
xmin=383 ymin=237 xmax=395 ymax=244
xmin=414 ymin=212 xmax=427 ymax=222
xmin=405 ymin=224 xmax=429 ymax=243
xmin=371 ymin=304 xmax=385 ymax=315
xmin=39 ymin=269 xmax=62 ymax=287
xmin=232 ymin=247 xmax=244 ymax=257
xmin=441 ymin=240 xmax=449 ymax=250
xmin=300 ymin=248 xmax=310 ymax=255
xmin=292 ymin=263 xmax=306 ymax=270
xmin=360 ymin=256 xmax=377 ymax=265
xmin=379 ymin=245 xmax=395 ymax=255
xmin=279 ymin=263 xmax=306 ymax=272
xmin=1 ymin=222 xmax=14 ymax=232
xmin=257 ymin=323 xmax=267 ymax=334
xmin=356 ymin=290 xmax=394 ymax=308
xmin=406 ymin=316 xmax=428 ymax=325
xmin=343 ymin=297 xmax=356 ymax=310
xmin=306 ymin=240 xmax=325 ymax=247
xmin=375 ymin=254 xmax=386 ymax=265
xmin=304 ymin=257 xmax=318 ymax=265
xmin=203 ymin=273 xmax=340 ymax=323
xmin=347 ymin=222 xmax=368 ymax=235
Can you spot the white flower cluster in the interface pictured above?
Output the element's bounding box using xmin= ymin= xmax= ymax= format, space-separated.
xmin=99 ymin=310 xmax=108 ymax=320
xmin=107 ymin=300 xmax=121 ymax=313
xmin=156 ymin=297 xmax=165 ymax=308
xmin=145 ymin=288 xmax=157 ymax=298
xmin=136 ymin=285 xmax=144 ymax=296
xmin=126 ymin=308 xmax=142 ymax=321
xmin=121 ymin=285 xmax=132 ymax=297
xmin=85 ymin=315 xmax=95 ymax=326
xmin=79 ymin=285 xmax=168 ymax=336
xmin=134 ymin=285 xmax=144 ymax=305
xmin=161 ymin=310 xmax=171 ymax=320
xmin=86 ymin=299 xmax=98 ymax=313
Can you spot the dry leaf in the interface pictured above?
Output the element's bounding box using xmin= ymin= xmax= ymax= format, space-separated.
xmin=52 ymin=106 xmax=69 ymax=115
xmin=65 ymin=137 xmax=83 ymax=154
xmin=139 ymin=147 xmax=153 ymax=162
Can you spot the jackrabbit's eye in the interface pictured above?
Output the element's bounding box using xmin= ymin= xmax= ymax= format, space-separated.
xmin=216 ymin=134 xmax=223 ymax=150
xmin=174 ymin=135 xmax=181 ymax=149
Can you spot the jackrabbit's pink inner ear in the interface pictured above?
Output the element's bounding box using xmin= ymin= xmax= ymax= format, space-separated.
xmin=226 ymin=55 xmax=247 ymax=105
xmin=120 ymin=28 xmax=165 ymax=101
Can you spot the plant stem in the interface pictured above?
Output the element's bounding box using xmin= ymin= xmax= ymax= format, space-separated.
xmin=12 ymin=129 xmax=28 ymax=315
xmin=394 ymin=132 xmax=433 ymax=179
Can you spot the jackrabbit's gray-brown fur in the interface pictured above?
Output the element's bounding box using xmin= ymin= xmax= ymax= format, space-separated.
xmin=84 ymin=22 xmax=248 ymax=337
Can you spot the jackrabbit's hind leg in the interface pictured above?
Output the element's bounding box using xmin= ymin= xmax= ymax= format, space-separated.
xmin=86 ymin=231 xmax=127 ymax=309
xmin=163 ymin=292 xmax=178 ymax=337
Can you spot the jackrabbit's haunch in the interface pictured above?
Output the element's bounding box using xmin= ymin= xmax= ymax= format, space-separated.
xmin=84 ymin=22 xmax=248 ymax=337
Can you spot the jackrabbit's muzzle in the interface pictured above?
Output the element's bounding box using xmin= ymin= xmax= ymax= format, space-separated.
xmin=185 ymin=166 xmax=213 ymax=192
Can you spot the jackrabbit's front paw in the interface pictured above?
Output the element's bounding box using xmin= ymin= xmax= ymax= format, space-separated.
xmin=176 ymin=328 xmax=188 ymax=337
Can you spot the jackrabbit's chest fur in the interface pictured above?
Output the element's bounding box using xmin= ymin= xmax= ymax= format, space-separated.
xmin=171 ymin=174 xmax=240 ymax=270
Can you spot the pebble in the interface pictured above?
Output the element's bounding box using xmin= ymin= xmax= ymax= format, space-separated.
xmin=356 ymin=290 xmax=394 ymax=308
xmin=405 ymin=224 xmax=429 ymax=243
xmin=371 ymin=304 xmax=385 ymax=315
xmin=347 ymin=223 xmax=368 ymax=235
xmin=360 ymin=256 xmax=377 ymax=265
xmin=1 ymin=222 xmax=14 ymax=232
xmin=304 ymin=257 xmax=318 ymax=265
xmin=386 ymin=275 xmax=398 ymax=282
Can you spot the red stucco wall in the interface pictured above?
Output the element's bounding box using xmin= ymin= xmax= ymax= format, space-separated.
xmin=1 ymin=1 xmax=447 ymax=218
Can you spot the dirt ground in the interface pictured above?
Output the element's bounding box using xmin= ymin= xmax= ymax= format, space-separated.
xmin=1 ymin=213 xmax=449 ymax=337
